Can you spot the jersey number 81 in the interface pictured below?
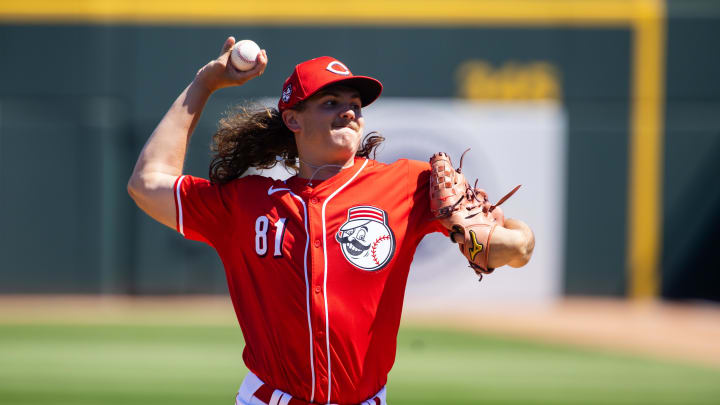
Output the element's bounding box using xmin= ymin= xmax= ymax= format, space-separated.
xmin=255 ymin=216 xmax=287 ymax=257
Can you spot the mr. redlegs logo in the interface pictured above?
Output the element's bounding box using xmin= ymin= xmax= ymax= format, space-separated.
xmin=335 ymin=206 xmax=395 ymax=271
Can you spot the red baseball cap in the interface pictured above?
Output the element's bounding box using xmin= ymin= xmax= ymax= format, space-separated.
xmin=278 ymin=56 xmax=383 ymax=112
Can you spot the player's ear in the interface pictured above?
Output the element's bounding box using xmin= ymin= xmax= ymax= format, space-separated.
xmin=282 ymin=110 xmax=301 ymax=133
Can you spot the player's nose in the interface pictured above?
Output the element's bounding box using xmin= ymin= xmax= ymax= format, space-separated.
xmin=339 ymin=106 xmax=355 ymax=120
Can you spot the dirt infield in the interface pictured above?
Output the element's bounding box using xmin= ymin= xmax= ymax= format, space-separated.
xmin=2 ymin=295 xmax=720 ymax=367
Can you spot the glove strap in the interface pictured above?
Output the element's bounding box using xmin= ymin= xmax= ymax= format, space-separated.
xmin=458 ymin=223 xmax=496 ymax=275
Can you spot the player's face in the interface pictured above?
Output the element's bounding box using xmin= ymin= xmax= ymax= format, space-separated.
xmin=292 ymin=86 xmax=364 ymax=165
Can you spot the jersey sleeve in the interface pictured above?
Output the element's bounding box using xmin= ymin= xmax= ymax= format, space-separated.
xmin=173 ymin=175 xmax=232 ymax=246
xmin=406 ymin=159 xmax=448 ymax=237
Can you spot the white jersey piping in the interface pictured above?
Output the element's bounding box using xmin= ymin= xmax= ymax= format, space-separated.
xmin=288 ymin=191 xmax=315 ymax=402
xmin=320 ymin=159 xmax=368 ymax=404
xmin=175 ymin=175 xmax=186 ymax=236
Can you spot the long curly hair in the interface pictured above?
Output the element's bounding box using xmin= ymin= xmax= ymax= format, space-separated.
xmin=209 ymin=103 xmax=384 ymax=184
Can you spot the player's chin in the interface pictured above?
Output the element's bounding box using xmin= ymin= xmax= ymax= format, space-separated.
xmin=331 ymin=126 xmax=361 ymax=139
xmin=330 ymin=129 xmax=362 ymax=150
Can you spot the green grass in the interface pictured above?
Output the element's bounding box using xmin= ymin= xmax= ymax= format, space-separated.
xmin=392 ymin=329 xmax=720 ymax=404
xmin=1 ymin=323 xmax=719 ymax=404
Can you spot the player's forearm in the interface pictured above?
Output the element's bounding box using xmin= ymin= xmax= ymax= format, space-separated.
xmin=127 ymin=79 xmax=212 ymax=227
xmin=488 ymin=218 xmax=535 ymax=268
xmin=127 ymin=37 xmax=267 ymax=228
xmin=129 ymin=38 xmax=267 ymax=188
xmin=130 ymin=80 xmax=211 ymax=181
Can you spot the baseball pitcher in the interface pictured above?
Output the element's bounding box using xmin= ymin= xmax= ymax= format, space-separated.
xmin=128 ymin=37 xmax=535 ymax=405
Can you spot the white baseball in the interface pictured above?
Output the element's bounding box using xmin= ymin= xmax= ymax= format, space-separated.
xmin=230 ymin=39 xmax=261 ymax=71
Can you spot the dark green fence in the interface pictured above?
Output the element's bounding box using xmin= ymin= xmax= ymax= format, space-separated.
xmin=1 ymin=0 xmax=718 ymax=300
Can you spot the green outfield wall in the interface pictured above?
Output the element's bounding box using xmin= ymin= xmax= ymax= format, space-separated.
xmin=0 ymin=0 xmax=718 ymax=300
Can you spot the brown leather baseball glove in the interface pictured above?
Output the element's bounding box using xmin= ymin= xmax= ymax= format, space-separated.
xmin=429 ymin=149 xmax=520 ymax=280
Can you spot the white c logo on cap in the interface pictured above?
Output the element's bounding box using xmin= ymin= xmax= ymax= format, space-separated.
xmin=326 ymin=61 xmax=351 ymax=76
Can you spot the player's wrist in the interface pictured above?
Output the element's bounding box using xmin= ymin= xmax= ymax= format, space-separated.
xmin=192 ymin=59 xmax=229 ymax=94
xmin=188 ymin=75 xmax=216 ymax=98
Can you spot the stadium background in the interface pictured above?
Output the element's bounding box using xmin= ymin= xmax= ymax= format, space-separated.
xmin=1 ymin=1 xmax=720 ymax=404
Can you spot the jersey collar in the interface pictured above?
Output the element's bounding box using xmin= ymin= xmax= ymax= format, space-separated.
xmin=287 ymin=157 xmax=368 ymax=196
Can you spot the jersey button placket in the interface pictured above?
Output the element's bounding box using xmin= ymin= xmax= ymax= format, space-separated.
xmin=316 ymin=283 xmax=324 ymax=340
xmin=311 ymin=199 xmax=322 ymax=248
xmin=306 ymin=191 xmax=327 ymax=397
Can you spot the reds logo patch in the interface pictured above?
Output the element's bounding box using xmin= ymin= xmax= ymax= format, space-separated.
xmin=335 ymin=206 xmax=395 ymax=271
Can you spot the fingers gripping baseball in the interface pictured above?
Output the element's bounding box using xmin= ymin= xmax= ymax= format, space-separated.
xmin=195 ymin=36 xmax=267 ymax=93
xmin=220 ymin=36 xmax=235 ymax=55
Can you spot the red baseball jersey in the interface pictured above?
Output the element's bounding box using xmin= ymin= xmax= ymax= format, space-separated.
xmin=174 ymin=157 xmax=442 ymax=404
